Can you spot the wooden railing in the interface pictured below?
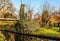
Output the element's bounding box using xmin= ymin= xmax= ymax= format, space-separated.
xmin=1 ymin=30 xmax=60 ymax=41
xmin=0 ymin=18 xmax=19 ymax=21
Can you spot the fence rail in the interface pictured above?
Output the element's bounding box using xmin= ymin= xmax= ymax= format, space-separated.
xmin=0 ymin=18 xmax=19 ymax=21
xmin=1 ymin=30 xmax=60 ymax=40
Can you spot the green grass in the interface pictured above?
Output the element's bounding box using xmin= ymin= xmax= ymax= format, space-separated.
xmin=32 ymin=27 xmax=60 ymax=38
xmin=0 ymin=38 xmax=4 ymax=41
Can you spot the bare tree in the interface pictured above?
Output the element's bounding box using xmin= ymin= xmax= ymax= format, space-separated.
xmin=42 ymin=2 xmax=51 ymax=28
xmin=0 ymin=0 xmax=16 ymax=15
xmin=26 ymin=4 xmax=34 ymax=19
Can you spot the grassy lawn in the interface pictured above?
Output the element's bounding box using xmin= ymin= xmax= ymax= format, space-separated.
xmin=32 ymin=27 xmax=60 ymax=38
xmin=0 ymin=38 xmax=4 ymax=41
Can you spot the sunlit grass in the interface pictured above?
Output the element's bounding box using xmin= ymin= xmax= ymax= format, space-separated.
xmin=32 ymin=27 xmax=60 ymax=37
xmin=0 ymin=38 xmax=4 ymax=41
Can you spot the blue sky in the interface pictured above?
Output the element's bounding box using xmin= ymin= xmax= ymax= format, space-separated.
xmin=11 ymin=0 xmax=60 ymax=12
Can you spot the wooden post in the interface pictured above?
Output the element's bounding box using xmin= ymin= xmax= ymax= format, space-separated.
xmin=10 ymin=33 xmax=15 ymax=41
